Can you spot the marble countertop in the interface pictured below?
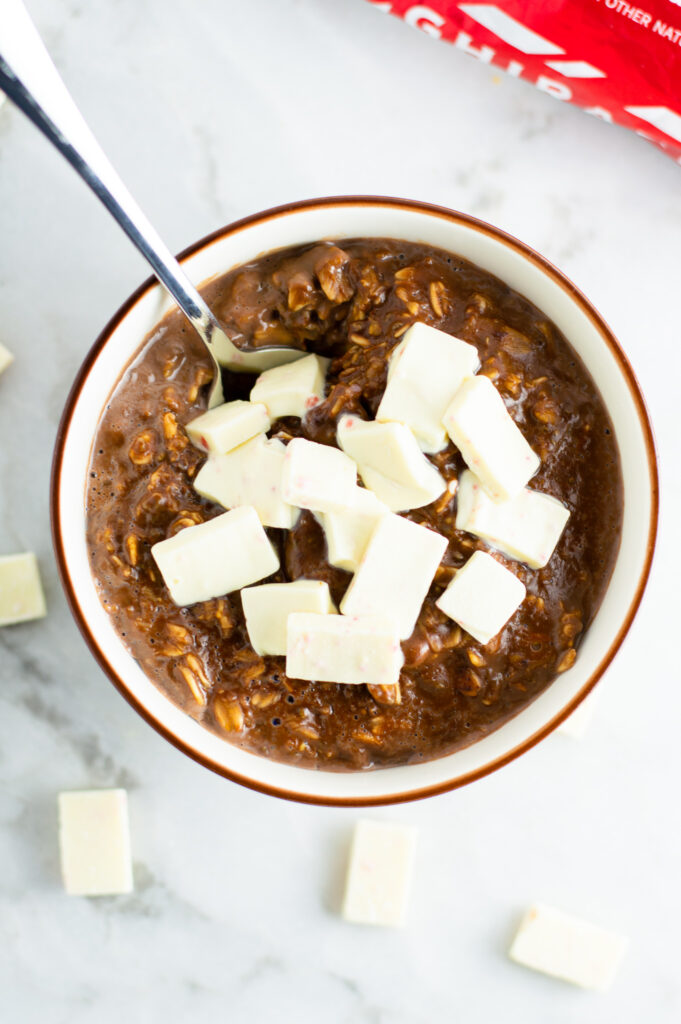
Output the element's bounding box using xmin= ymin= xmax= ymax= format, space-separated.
xmin=1 ymin=1 xmax=680 ymax=1020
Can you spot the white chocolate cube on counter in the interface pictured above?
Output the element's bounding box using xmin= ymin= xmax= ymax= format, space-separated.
xmin=186 ymin=399 xmax=270 ymax=455
xmin=151 ymin=506 xmax=279 ymax=606
xmin=194 ymin=435 xmax=297 ymax=529
xmin=0 ymin=552 xmax=47 ymax=627
xmin=558 ymin=690 xmax=600 ymax=739
xmin=281 ymin=437 xmax=357 ymax=513
xmin=443 ymin=376 xmax=540 ymax=502
xmin=0 ymin=341 xmax=14 ymax=376
xmin=286 ymin=613 xmax=403 ymax=686
xmin=58 ymin=789 xmax=133 ymax=896
xmin=337 ymin=415 xmax=446 ymax=512
xmin=319 ymin=486 xmax=389 ymax=572
xmin=342 ymin=820 xmax=417 ymax=927
xmin=456 ymin=470 xmax=570 ymax=568
xmin=242 ymin=580 xmax=335 ymax=656
xmin=250 ymin=353 xmax=329 ymax=419
xmin=509 ymin=904 xmax=628 ymax=991
xmin=376 ymin=322 xmax=479 ymax=452
xmin=340 ymin=513 xmax=448 ymax=640
xmin=436 ymin=550 xmax=525 ymax=645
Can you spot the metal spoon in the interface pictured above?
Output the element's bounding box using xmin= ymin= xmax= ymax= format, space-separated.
xmin=0 ymin=0 xmax=304 ymax=408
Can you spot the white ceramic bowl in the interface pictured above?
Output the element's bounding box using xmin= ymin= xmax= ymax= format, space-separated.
xmin=51 ymin=197 xmax=658 ymax=805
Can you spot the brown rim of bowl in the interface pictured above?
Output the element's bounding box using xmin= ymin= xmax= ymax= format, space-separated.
xmin=50 ymin=195 xmax=659 ymax=807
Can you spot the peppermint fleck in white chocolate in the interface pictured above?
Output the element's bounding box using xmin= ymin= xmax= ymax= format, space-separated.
xmin=281 ymin=437 xmax=357 ymax=514
xmin=242 ymin=580 xmax=336 ymax=656
xmin=151 ymin=505 xmax=279 ymax=606
xmin=337 ymin=415 xmax=446 ymax=512
xmin=194 ymin=434 xmax=297 ymax=529
xmin=376 ymin=321 xmax=479 ymax=452
xmin=286 ymin=612 xmax=403 ymax=686
xmin=340 ymin=512 xmax=448 ymax=640
xmin=0 ymin=552 xmax=47 ymax=627
xmin=442 ymin=375 xmax=540 ymax=502
xmin=186 ymin=399 xmax=270 ymax=455
xmin=0 ymin=342 xmax=14 ymax=377
xmin=509 ymin=903 xmax=628 ymax=991
xmin=250 ymin=352 xmax=329 ymax=419
xmin=342 ymin=820 xmax=417 ymax=927
xmin=58 ymin=789 xmax=133 ymax=896
xmin=436 ymin=550 xmax=525 ymax=645
xmin=319 ymin=486 xmax=389 ymax=572
xmin=456 ymin=470 xmax=570 ymax=568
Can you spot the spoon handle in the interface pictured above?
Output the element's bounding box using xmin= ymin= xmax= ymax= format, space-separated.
xmin=0 ymin=0 xmax=237 ymax=371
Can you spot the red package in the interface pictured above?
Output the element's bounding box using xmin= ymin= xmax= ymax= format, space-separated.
xmin=368 ymin=0 xmax=681 ymax=161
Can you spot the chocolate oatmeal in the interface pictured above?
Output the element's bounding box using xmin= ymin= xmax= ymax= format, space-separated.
xmin=86 ymin=239 xmax=622 ymax=770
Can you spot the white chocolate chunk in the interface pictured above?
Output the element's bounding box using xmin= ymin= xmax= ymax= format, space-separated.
xmin=342 ymin=820 xmax=417 ymax=928
xmin=281 ymin=437 xmax=357 ymax=513
xmin=456 ymin=470 xmax=570 ymax=568
xmin=286 ymin=612 xmax=403 ymax=686
xmin=436 ymin=550 xmax=525 ymax=645
xmin=337 ymin=416 xmax=446 ymax=512
xmin=242 ymin=580 xmax=335 ymax=656
xmin=151 ymin=506 xmax=278 ymax=606
xmin=250 ymin=353 xmax=329 ymax=419
xmin=509 ymin=904 xmax=628 ymax=991
xmin=340 ymin=513 xmax=448 ymax=640
xmin=376 ymin=322 xmax=479 ymax=452
xmin=319 ymin=487 xmax=389 ymax=572
xmin=58 ymin=789 xmax=133 ymax=896
xmin=558 ymin=690 xmax=600 ymax=739
xmin=443 ymin=376 xmax=540 ymax=502
xmin=0 ymin=342 xmax=14 ymax=376
xmin=186 ymin=399 xmax=270 ymax=455
xmin=194 ymin=435 xmax=297 ymax=529
xmin=0 ymin=552 xmax=47 ymax=627
xmin=357 ymin=466 xmax=439 ymax=515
